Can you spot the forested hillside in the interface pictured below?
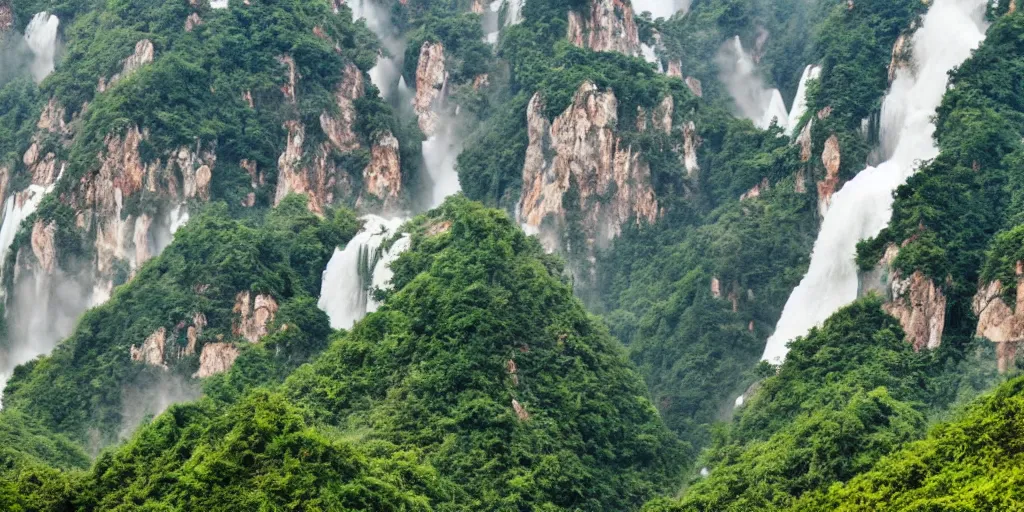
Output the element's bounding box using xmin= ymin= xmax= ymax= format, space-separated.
xmin=0 ymin=0 xmax=1022 ymax=509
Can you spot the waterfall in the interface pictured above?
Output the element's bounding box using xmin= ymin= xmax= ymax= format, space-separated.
xmin=787 ymin=65 xmax=821 ymax=133
xmin=0 ymin=186 xmax=47 ymax=270
xmin=633 ymin=0 xmax=691 ymax=19
xmin=761 ymin=0 xmax=990 ymax=364
xmin=503 ymin=0 xmax=523 ymax=26
xmin=719 ymin=36 xmax=789 ymax=130
xmin=210 ymin=0 xmax=229 ymax=8
xmin=422 ymin=122 xmax=464 ymax=209
xmin=318 ymin=215 xmax=410 ymax=329
xmin=24 ymin=12 xmax=60 ymax=83
xmin=349 ymin=0 xmax=403 ymax=98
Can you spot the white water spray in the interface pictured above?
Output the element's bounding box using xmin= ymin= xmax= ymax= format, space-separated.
xmin=422 ymin=120 xmax=464 ymax=209
xmin=24 ymin=12 xmax=60 ymax=83
xmin=318 ymin=215 xmax=410 ymax=329
xmin=761 ymin=0 xmax=989 ymax=364
xmin=787 ymin=65 xmax=821 ymax=133
xmin=633 ymin=0 xmax=690 ymax=19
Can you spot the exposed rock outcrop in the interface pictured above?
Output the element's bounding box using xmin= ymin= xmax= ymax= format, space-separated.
xmin=185 ymin=12 xmax=202 ymax=32
xmin=361 ymin=132 xmax=402 ymax=204
xmin=883 ymin=270 xmax=947 ymax=352
xmin=512 ymin=398 xmax=529 ymax=421
xmin=740 ymin=178 xmax=769 ymax=201
xmin=277 ymin=55 xmax=297 ymax=103
xmin=30 ymin=220 xmax=57 ymax=274
xmin=667 ymin=59 xmax=682 ymax=78
xmin=186 ymin=312 xmax=206 ymax=356
xmin=193 ymin=342 xmax=240 ymax=378
xmin=98 ymin=39 xmax=155 ymax=93
xmin=320 ymin=63 xmax=364 ymax=152
xmin=0 ymin=3 xmax=12 ymax=32
xmin=130 ymin=327 xmax=168 ymax=368
xmin=22 ymin=98 xmax=73 ymax=187
xmin=518 ymin=83 xmax=658 ymax=253
xmin=685 ymin=77 xmax=703 ymax=98
xmin=972 ymin=262 xmax=1024 ymax=372
xmin=233 ymin=291 xmax=278 ymax=343
xmin=413 ymin=42 xmax=447 ymax=136
xmin=567 ymin=0 xmax=640 ymax=56
xmin=817 ymin=134 xmax=841 ymax=216
xmin=888 ymin=33 xmax=912 ymax=84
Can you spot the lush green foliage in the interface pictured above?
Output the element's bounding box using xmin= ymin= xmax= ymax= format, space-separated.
xmin=2 ymin=195 xmax=358 ymax=446
xmin=796 ymin=376 xmax=1024 ymax=510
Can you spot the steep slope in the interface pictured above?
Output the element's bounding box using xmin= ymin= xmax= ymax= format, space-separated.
xmin=0 ymin=197 xmax=684 ymax=510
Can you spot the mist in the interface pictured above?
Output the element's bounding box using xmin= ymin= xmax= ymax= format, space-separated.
xmin=118 ymin=370 xmax=200 ymax=440
xmin=633 ymin=0 xmax=691 ymax=19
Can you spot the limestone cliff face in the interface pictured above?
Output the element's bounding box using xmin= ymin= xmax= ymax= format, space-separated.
xmin=361 ymin=132 xmax=402 ymax=205
xmin=232 ymin=291 xmax=278 ymax=343
xmin=98 ymin=39 xmax=155 ymax=93
xmin=884 ymin=270 xmax=946 ymax=351
xmin=130 ymin=328 xmax=168 ymax=368
xmin=23 ymin=98 xmax=74 ymax=188
xmin=0 ymin=3 xmax=12 ymax=32
xmin=888 ymin=33 xmax=912 ymax=84
xmin=682 ymin=121 xmax=700 ymax=178
xmin=194 ymin=342 xmax=240 ymax=378
xmin=30 ymin=220 xmax=57 ymax=274
xmin=972 ymin=262 xmax=1024 ymax=372
xmin=413 ymin=42 xmax=447 ymax=136
xmin=275 ymin=62 xmax=404 ymax=211
xmin=869 ymin=245 xmax=946 ymax=351
xmin=567 ymin=0 xmax=641 ymax=56
xmin=320 ymin=63 xmax=364 ymax=153
xmin=518 ymin=82 xmax=658 ymax=253
xmin=817 ymin=134 xmax=840 ymax=216
xmin=278 ymin=55 xmax=298 ymax=103
xmin=68 ymin=126 xmax=214 ymax=282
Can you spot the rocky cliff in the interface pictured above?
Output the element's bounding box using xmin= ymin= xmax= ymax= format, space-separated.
xmin=972 ymin=262 xmax=1024 ymax=373
xmin=567 ymin=0 xmax=641 ymax=56
xmin=867 ymin=244 xmax=948 ymax=352
xmin=274 ymin=62 xmax=403 ymax=211
xmin=518 ymin=82 xmax=658 ymax=254
xmin=413 ymin=41 xmax=447 ymax=136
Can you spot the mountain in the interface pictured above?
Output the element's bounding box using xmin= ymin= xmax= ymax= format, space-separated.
xmin=0 ymin=0 xmax=1023 ymax=510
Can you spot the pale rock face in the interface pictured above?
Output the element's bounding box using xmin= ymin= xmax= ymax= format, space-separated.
xmin=98 ymin=40 xmax=155 ymax=93
xmin=0 ymin=166 xmax=8 ymax=205
xmin=413 ymin=42 xmax=447 ymax=136
xmin=817 ymin=134 xmax=841 ymax=216
xmin=710 ymin=276 xmax=721 ymax=298
xmin=888 ymin=33 xmax=911 ymax=84
xmin=512 ymin=398 xmax=529 ymax=421
xmin=186 ymin=312 xmax=206 ymax=356
xmin=794 ymin=168 xmax=807 ymax=194
xmin=567 ymin=0 xmax=641 ymax=56
xmin=473 ymin=74 xmax=490 ymax=90
xmin=362 ymin=132 xmax=402 ymax=204
xmin=883 ymin=270 xmax=947 ymax=351
xmin=277 ymin=55 xmax=298 ymax=103
xmin=797 ymin=121 xmax=813 ymax=163
xmin=685 ymin=77 xmax=703 ymax=98
xmin=130 ymin=327 xmax=168 ymax=368
xmin=471 ymin=0 xmax=485 ymax=13
xmin=972 ymin=262 xmax=1024 ymax=372
xmin=518 ymin=83 xmax=658 ymax=253
xmin=740 ymin=178 xmax=770 ymax=201
xmin=30 ymin=220 xmax=57 ymax=274
xmin=0 ymin=3 xmax=12 ymax=32
xmin=275 ymin=121 xmax=309 ymax=205
xmin=682 ymin=121 xmax=700 ymax=178
xmin=185 ymin=12 xmax=202 ymax=32
xmin=321 ymin=63 xmax=364 ymax=152
xmin=652 ymin=96 xmax=674 ymax=134
xmin=667 ymin=60 xmax=682 ymax=78
xmin=193 ymin=342 xmax=240 ymax=378
xmin=22 ymin=98 xmax=72 ymax=187
xmin=233 ymin=291 xmax=278 ymax=343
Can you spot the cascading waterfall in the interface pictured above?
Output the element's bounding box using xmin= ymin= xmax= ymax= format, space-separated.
xmin=761 ymin=0 xmax=989 ymax=364
xmin=319 ymin=215 xmax=410 ymax=329
xmin=633 ymin=0 xmax=691 ymax=19
xmin=422 ymin=122 xmax=464 ymax=209
xmin=503 ymin=0 xmax=524 ymax=27
xmin=0 ymin=186 xmax=47 ymax=270
xmin=786 ymin=64 xmax=821 ymax=133
xmin=349 ymin=0 xmax=404 ymax=99
xmin=24 ymin=12 xmax=60 ymax=83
